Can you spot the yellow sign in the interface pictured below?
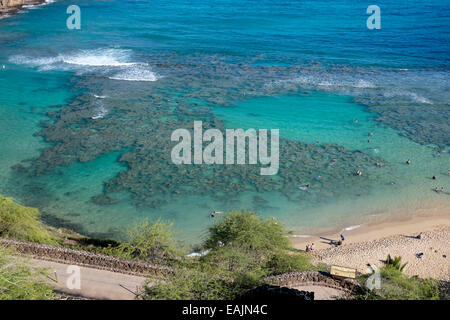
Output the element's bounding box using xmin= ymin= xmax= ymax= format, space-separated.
xmin=330 ymin=265 xmax=357 ymax=279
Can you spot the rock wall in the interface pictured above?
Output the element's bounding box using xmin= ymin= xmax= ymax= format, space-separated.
xmin=1 ymin=239 xmax=172 ymax=276
xmin=264 ymin=270 xmax=364 ymax=294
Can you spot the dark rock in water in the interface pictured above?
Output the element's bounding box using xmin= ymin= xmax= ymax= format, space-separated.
xmin=238 ymin=284 xmax=314 ymax=301
xmin=91 ymin=194 xmax=118 ymax=206
xmin=12 ymin=53 xmax=391 ymax=212
xmin=10 ymin=163 xmax=26 ymax=171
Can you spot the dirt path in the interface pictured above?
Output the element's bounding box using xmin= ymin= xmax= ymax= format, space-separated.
xmin=31 ymin=259 xmax=148 ymax=300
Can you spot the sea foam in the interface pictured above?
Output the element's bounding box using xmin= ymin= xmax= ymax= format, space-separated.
xmin=9 ymin=48 xmax=158 ymax=81
xmin=109 ymin=68 xmax=158 ymax=82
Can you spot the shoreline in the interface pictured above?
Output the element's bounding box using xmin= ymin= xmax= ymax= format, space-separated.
xmin=291 ymin=207 xmax=450 ymax=251
xmin=0 ymin=0 xmax=47 ymax=18
xmin=291 ymin=210 xmax=450 ymax=281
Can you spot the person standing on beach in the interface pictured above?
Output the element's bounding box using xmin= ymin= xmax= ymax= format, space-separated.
xmin=340 ymin=234 xmax=345 ymax=242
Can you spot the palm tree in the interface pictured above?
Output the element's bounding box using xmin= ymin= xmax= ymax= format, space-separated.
xmin=385 ymin=254 xmax=408 ymax=272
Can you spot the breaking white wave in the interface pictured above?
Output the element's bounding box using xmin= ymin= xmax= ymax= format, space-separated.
xmin=290 ymin=75 xmax=376 ymax=90
xmin=408 ymin=92 xmax=432 ymax=104
xmin=383 ymin=90 xmax=432 ymax=104
xmin=62 ymin=49 xmax=142 ymax=67
xmin=9 ymin=48 xmax=158 ymax=81
xmin=10 ymin=48 xmax=142 ymax=70
xmin=343 ymin=224 xmax=361 ymax=231
xmin=22 ymin=0 xmax=56 ymax=10
xmin=291 ymin=234 xmax=312 ymax=238
xmin=91 ymin=105 xmax=108 ymax=120
xmin=269 ymin=67 xmax=442 ymax=108
xmin=109 ymin=68 xmax=158 ymax=82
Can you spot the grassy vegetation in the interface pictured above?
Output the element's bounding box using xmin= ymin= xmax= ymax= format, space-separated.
xmin=141 ymin=211 xmax=318 ymax=300
xmin=116 ymin=218 xmax=185 ymax=264
xmin=385 ymin=254 xmax=408 ymax=272
xmin=0 ymin=246 xmax=56 ymax=300
xmin=357 ymin=257 xmax=441 ymax=300
xmin=0 ymin=195 xmax=446 ymax=300
xmin=0 ymin=196 xmax=57 ymax=244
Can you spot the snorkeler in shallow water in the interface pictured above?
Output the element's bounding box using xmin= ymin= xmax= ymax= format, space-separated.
xmin=433 ymin=187 xmax=444 ymax=193
xmin=210 ymin=210 xmax=223 ymax=218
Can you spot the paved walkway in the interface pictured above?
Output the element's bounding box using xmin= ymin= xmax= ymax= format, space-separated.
xmin=31 ymin=259 xmax=148 ymax=300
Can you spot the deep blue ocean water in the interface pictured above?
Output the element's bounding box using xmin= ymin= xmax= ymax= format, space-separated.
xmin=0 ymin=0 xmax=449 ymax=241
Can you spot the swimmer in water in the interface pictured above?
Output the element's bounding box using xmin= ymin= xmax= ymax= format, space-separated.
xmin=210 ymin=210 xmax=223 ymax=218
xmin=433 ymin=187 xmax=443 ymax=193
xmin=406 ymin=159 xmax=411 ymax=165
xmin=356 ymin=170 xmax=362 ymax=176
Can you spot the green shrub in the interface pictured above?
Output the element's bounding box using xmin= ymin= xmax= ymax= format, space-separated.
xmin=266 ymin=251 xmax=318 ymax=275
xmin=0 ymin=196 xmax=56 ymax=244
xmin=0 ymin=247 xmax=56 ymax=300
xmin=358 ymin=266 xmax=441 ymax=300
xmin=142 ymin=211 xmax=317 ymax=299
xmin=117 ymin=218 xmax=184 ymax=264
xmin=142 ymin=268 xmax=236 ymax=300
xmin=199 ymin=246 xmax=257 ymax=273
xmin=205 ymin=211 xmax=290 ymax=252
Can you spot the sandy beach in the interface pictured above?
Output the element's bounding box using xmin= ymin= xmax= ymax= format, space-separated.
xmin=291 ymin=211 xmax=450 ymax=281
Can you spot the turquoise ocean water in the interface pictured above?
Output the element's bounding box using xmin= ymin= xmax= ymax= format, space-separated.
xmin=0 ymin=0 xmax=449 ymax=241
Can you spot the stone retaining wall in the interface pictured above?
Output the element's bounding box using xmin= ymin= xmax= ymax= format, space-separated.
xmin=1 ymin=239 xmax=171 ymax=277
xmin=264 ymin=270 xmax=364 ymax=294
